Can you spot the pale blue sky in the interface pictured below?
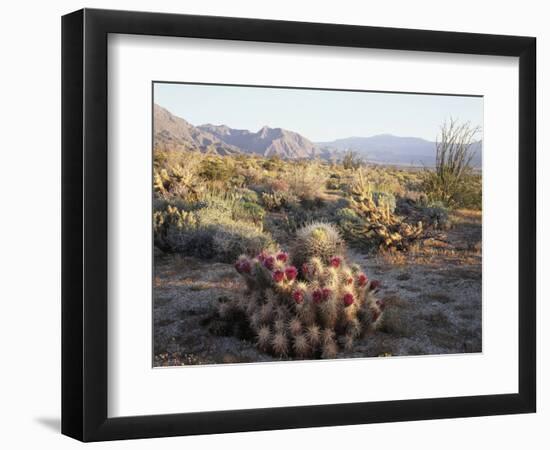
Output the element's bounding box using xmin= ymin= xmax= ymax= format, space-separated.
xmin=154 ymin=82 xmax=483 ymax=142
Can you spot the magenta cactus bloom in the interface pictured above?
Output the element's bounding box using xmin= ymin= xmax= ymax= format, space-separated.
xmin=285 ymin=266 xmax=298 ymax=281
xmin=240 ymin=259 xmax=252 ymax=274
xmin=272 ymin=270 xmax=285 ymax=283
xmin=357 ymin=273 xmax=368 ymax=287
xmin=276 ymin=252 xmax=289 ymax=263
xmin=343 ymin=292 xmax=355 ymax=307
xmin=257 ymin=251 xmax=268 ymax=263
xmin=263 ymin=255 xmax=275 ymax=270
xmin=312 ymin=289 xmax=324 ymax=304
xmin=369 ymin=279 xmax=381 ymax=291
xmin=329 ymin=256 xmax=342 ymax=268
xmin=321 ymin=287 xmax=332 ymax=300
xmin=235 ymin=259 xmax=251 ymax=274
xmin=292 ymin=290 xmax=304 ymax=304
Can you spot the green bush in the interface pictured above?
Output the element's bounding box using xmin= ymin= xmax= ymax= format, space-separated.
xmin=153 ymin=195 xmax=274 ymax=262
xmin=422 ymin=172 xmax=481 ymax=209
xmin=261 ymin=191 xmax=299 ymax=211
xmin=421 ymin=119 xmax=482 ymax=209
xmin=237 ymin=201 xmax=266 ymax=227
xmin=179 ymin=220 xmax=274 ymax=262
xmin=286 ymin=163 xmax=328 ymax=201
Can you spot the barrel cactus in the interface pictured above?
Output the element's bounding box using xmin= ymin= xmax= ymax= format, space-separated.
xmin=291 ymin=222 xmax=346 ymax=270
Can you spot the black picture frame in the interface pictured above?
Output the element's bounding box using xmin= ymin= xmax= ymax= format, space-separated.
xmin=62 ymin=8 xmax=536 ymax=442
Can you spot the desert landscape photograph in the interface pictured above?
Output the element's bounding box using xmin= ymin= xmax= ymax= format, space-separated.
xmin=152 ymin=82 xmax=483 ymax=366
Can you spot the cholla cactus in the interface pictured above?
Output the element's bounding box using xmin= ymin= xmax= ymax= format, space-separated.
xmin=292 ymin=222 xmax=346 ymax=269
xmin=214 ymin=237 xmax=384 ymax=359
xmin=347 ymin=170 xmax=423 ymax=252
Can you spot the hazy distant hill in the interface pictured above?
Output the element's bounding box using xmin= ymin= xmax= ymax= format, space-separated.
xmin=154 ymin=104 xmax=481 ymax=166
xmin=318 ymin=134 xmax=482 ymax=167
xmin=154 ymin=104 xmax=242 ymax=155
xmin=198 ymin=124 xmax=320 ymax=159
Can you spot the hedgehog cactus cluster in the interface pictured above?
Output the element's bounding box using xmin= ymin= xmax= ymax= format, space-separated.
xmin=224 ymin=240 xmax=383 ymax=359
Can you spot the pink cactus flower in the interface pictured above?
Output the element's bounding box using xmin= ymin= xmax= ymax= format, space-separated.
xmin=292 ymin=290 xmax=304 ymax=304
xmin=240 ymin=259 xmax=251 ymax=274
xmin=263 ymin=255 xmax=275 ymax=270
xmin=312 ymin=289 xmax=324 ymax=304
xmin=285 ymin=266 xmax=298 ymax=281
xmin=357 ymin=273 xmax=368 ymax=287
xmin=321 ymin=287 xmax=332 ymax=300
xmin=276 ymin=252 xmax=289 ymax=263
xmin=272 ymin=270 xmax=285 ymax=283
xmin=369 ymin=280 xmax=381 ymax=291
xmin=329 ymin=256 xmax=342 ymax=268
xmin=234 ymin=261 xmax=242 ymax=273
xmin=257 ymin=251 xmax=268 ymax=263
xmin=343 ymin=292 xmax=355 ymax=307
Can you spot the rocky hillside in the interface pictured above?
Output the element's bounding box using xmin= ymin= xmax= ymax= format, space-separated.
xmin=153 ymin=104 xmax=241 ymax=155
xmin=199 ymin=123 xmax=320 ymax=158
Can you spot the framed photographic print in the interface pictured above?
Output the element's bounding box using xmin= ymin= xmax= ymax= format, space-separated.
xmin=62 ymin=8 xmax=536 ymax=442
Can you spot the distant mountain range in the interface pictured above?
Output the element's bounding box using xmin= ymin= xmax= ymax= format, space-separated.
xmin=318 ymin=135 xmax=482 ymax=167
xmin=154 ymin=103 xmax=482 ymax=167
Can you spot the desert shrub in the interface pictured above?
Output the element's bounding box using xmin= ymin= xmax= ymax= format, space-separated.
xmin=241 ymin=165 xmax=265 ymax=185
xmin=213 ymin=245 xmax=384 ymax=358
xmin=336 ymin=207 xmax=359 ymax=222
xmin=175 ymin=216 xmax=273 ymax=262
xmin=189 ymin=221 xmax=274 ymax=262
xmin=342 ymin=150 xmax=363 ymax=170
xmin=421 ymin=119 xmax=481 ymax=208
xmin=269 ymin=198 xmax=347 ymax=236
xmin=199 ymin=157 xmax=244 ymax=189
xmin=261 ymin=191 xmax=299 ymax=211
xmin=420 ymin=201 xmax=450 ymax=230
xmin=347 ymin=167 xmax=406 ymax=197
xmin=153 ymin=205 xmax=197 ymax=251
xmin=326 ymin=173 xmax=342 ymax=190
xmin=235 ymin=201 xmax=266 ymax=228
xmin=395 ymin=197 xmax=451 ymax=231
xmin=236 ymin=188 xmax=260 ymax=204
xmin=262 ymin=156 xmax=284 ymax=171
xmin=266 ymin=178 xmax=290 ymax=193
xmin=422 ymin=171 xmax=482 ymax=209
xmin=153 ymin=195 xmax=275 ymax=262
xmin=451 ymin=174 xmax=482 ymax=209
xmin=153 ymin=151 xmax=204 ymax=201
xmin=334 ymin=208 xmax=366 ymax=246
xmin=286 ymin=163 xmax=328 ymax=201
